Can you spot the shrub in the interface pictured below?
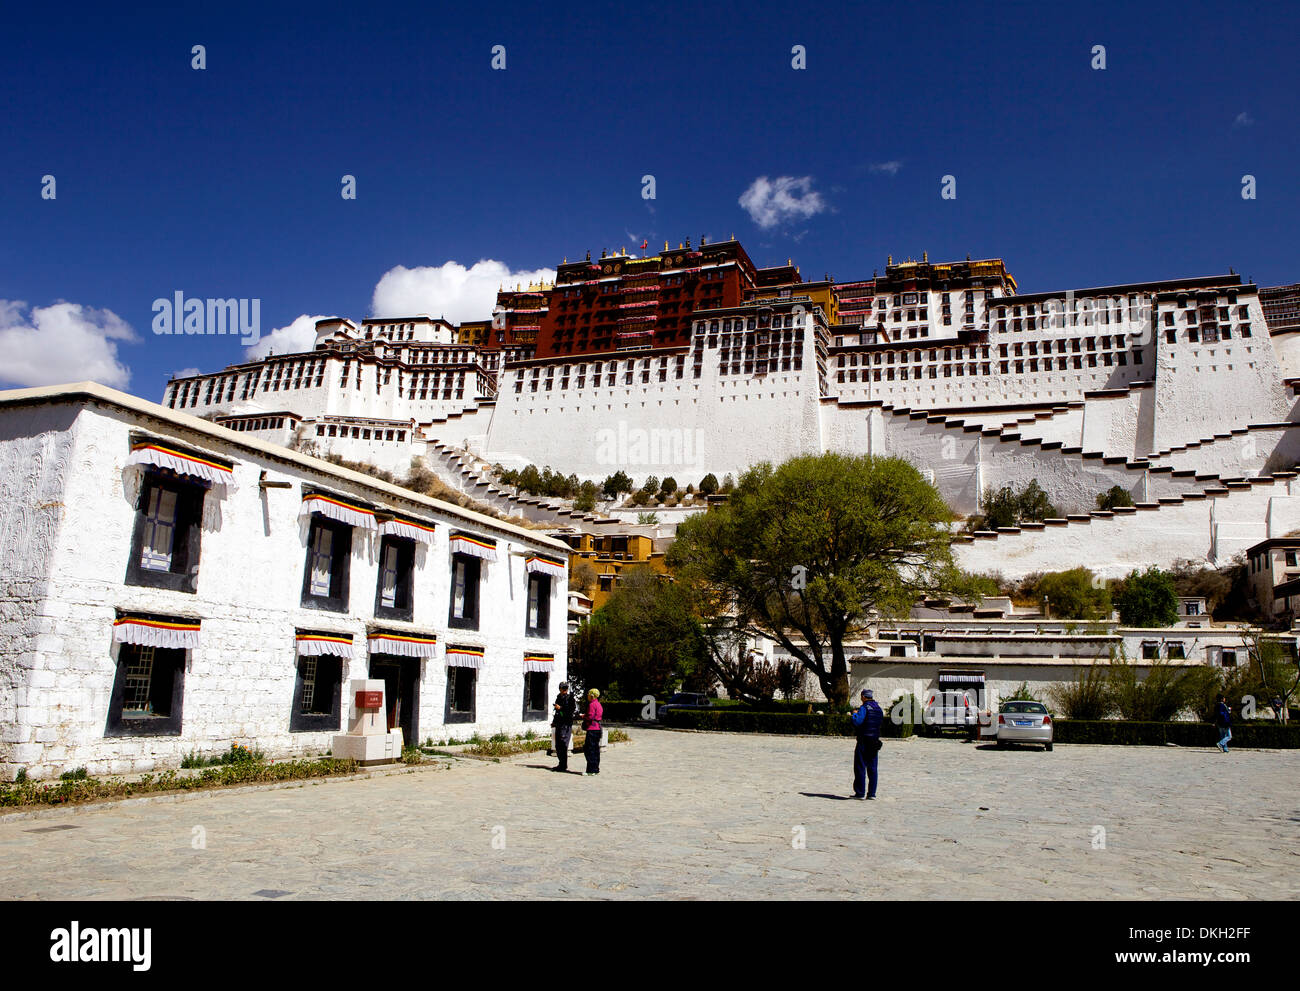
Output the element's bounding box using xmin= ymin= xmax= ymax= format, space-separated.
xmin=1113 ymin=566 xmax=1179 ymax=627
xmin=1096 ymin=485 xmax=1135 ymax=510
xmin=1108 ymin=653 xmax=1216 ymax=722
xmin=1037 ymin=567 xmax=1111 ymax=620
xmin=1050 ymin=666 xmax=1113 ymax=720
xmin=699 ymin=473 xmax=719 ymax=496
xmin=59 ymin=767 xmax=89 ymax=782
xmin=1054 ymin=720 xmax=1300 ymax=748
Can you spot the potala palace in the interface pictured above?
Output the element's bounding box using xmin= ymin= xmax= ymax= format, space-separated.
xmin=162 ymin=240 xmax=1300 ymax=580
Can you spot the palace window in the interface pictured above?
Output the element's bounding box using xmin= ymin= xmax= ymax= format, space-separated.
xmin=302 ymin=518 xmax=353 ymax=612
xmin=126 ymin=473 xmax=206 ymax=593
xmin=524 ymin=671 xmax=549 ymax=721
xmin=449 ymin=554 xmax=482 ymax=630
xmin=291 ymin=654 xmax=343 ymax=732
xmin=446 ymin=665 xmax=477 ymax=722
xmin=375 ymin=535 xmax=416 ymax=621
xmin=526 ymin=573 xmax=551 ymax=637
xmin=106 ymin=644 xmax=186 ymax=737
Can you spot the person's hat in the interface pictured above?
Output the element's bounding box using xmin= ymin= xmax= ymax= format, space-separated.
xmin=588 ymin=688 xmax=600 ymax=698
xmin=559 ymin=682 xmax=569 ymax=691
xmin=862 ymin=689 xmax=873 ymax=699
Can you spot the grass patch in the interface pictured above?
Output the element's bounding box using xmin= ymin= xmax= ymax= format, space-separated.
xmin=0 ymin=758 xmax=361 ymax=809
xmin=463 ymin=738 xmax=552 ymax=758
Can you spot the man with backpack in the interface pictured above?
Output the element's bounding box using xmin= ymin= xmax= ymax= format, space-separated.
xmin=852 ymin=688 xmax=884 ymax=799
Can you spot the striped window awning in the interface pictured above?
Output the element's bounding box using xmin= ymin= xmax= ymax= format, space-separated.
xmin=296 ymin=632 xmax=354 ymax=658
xmin=449 ymin=532 xmax=498 ymax=562
xmin=524 ymin=653 xmax=554 ymax=673
xmin=379 ymin=516 xmax=436 ymax=545
xmin=368 ymin=631 xmax=438 ymax=658
xmin=113 ymin=615 xmax=201 ymax=650
xmin=524 ymin=555 xmax=566 ymax=579
xmin=446 ymin=645 xmax=485 ymax=669
xmin=300 ymin=493 xmax=377 ymax=531
xmin=127 ymin=440 xmax=235 ymax=491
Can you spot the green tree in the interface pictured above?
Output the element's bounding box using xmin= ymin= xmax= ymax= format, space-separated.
xmin=969 ymin=479 xmax=1060 ymax=532
xmin=1016 ymin=479 xmax=1058 ymax=522
xmin=1113 ymin=566 xmax=1179 ymax=627
xmin=1096 ymin=485 xmax=1135 ymax=511
xmin=979 ymin=485 xmax=1020 ymax=529
xmin=699 ymin=473 xmax=719 ymax=496
xmin=601 ymin=471 xmax=633 ymax=499
xmin=568 ymin=567 xmax=706 ymax=699
xmin=636 ymin=512 xmax=660 ymax=525
xmin=660 ymin=476 xmax=678 ymax=496
xmin=667 ymin=453 xmax=963 ymax=706
xmin=719 ymin=473 xmax=735 ymax=494
xmin=1037 ymin=567 xmax=1111 ymax=620
xmin=573 ymin=481 xmax=598 ymax=513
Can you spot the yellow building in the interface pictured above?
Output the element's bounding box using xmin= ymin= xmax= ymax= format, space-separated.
xmin=552 ymin=530 xmax=667 ymax=610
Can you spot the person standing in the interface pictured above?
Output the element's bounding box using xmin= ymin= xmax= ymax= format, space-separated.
xmin=551 ymin=682 xmax=576 ymax=772
xmin=1214 ymin=694 xmax=1232 ymax=753
xmin=851 ymin=688 xmax=884 ymax=799
xmin=583 ymin=688 xmax=604 ymax=775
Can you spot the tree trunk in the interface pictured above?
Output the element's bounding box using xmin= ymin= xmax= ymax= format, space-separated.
xmin=823 ymin=638 xmax=850 ymax=708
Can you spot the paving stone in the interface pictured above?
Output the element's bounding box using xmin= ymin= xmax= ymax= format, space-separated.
xmin=0 ymin=732 xmax=1295 ymax=899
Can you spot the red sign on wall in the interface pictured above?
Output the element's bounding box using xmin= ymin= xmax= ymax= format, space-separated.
xmin=356 ymin=691 xmax=383 ymax=709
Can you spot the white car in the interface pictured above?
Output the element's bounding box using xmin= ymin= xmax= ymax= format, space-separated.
xmin=996 ymin=701 xmax=1054 ymax=751
xmin=924 ymin=689 xmax=978 ymax=731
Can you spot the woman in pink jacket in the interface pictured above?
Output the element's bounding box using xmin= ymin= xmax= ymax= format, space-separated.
xmin=582 ymin=688 xmax=603 ymax=775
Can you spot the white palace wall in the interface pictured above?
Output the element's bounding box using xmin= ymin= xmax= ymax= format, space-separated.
xmin=954 ymin=479 xmax=1300 ymax=579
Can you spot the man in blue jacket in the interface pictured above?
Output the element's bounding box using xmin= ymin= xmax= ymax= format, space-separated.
xmin=1214 ymin=694 xmax=1232 ymax=753
xmin=852 ymin=688 xmax=884 ymax=799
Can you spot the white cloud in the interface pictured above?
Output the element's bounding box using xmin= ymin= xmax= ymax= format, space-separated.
xmin=0 ymin=300 xmax=136 ymax=390
xmin=370 ymin=260 xmax=556 ymax=324
xmin=1233 ymin=111 xmax=1255 ymax=128
xmin=245 ymin=313 xmax=331 ymax=361
xmin=738 ymin=176 xmax=826 ymax=229
xmin=172 ymin=367 xmax=201 ymax=380
xmin=870 ymin=161 xmax=903 ymax=176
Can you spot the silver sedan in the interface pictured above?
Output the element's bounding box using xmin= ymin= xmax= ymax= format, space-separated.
xmin=995 ymin=701 xmax=1054 ymax=751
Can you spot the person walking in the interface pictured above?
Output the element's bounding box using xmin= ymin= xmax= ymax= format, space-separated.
xmin=1214 ymin=694 xmax=1232 ymax=753
xmin=583 ymin=688 xmax=604 ymax=775
xmin=851 ymin=688 xmax=884 ymax=799
xmin=551 ymin=682 xmax=576 ymax=772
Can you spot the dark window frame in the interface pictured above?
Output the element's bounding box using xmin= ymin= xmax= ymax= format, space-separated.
xmin=448 ymin=553 xmax=481 ymax=630
xmin=105 ymin=642 xmax=186 ymax=737
xmin=374 ymin=535 xmax=416 ymax=622
xmin=124 ymin=470 xmax=206 ymax=593
xmin=445 ymin=665 xmax=478 ymax=723
xmin=523 ymin=671 xmax=549 ymax=721
xmin=288 ymin=653 xmax=344 ymax=732
xmin=526 ymin=572 xmax=552 ymax=638
xmin=300 ymin=517 xmax=353 ymax=613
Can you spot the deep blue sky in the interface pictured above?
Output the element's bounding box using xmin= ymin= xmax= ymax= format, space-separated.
xmin=3 ymin=0 xmax=1296 ymax=397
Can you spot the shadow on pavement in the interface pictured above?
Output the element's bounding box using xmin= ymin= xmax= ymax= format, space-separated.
xmin=800 ymin=792 xmax=855 ymax=801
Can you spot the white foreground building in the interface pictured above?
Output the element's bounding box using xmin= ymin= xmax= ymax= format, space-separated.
xmin=0 ymin=383 xmax=569 ymax=780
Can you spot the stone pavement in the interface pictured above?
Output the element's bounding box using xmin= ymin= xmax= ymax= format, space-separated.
xmin=0 ymin=729 xmax=1296 ymax=900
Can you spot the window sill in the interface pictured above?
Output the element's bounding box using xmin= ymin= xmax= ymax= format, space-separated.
xmin=301 ymin=596 xmax=349 ymax=614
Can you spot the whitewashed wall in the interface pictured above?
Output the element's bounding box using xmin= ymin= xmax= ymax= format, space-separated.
xmin=0 ymin=398 xmax=568 ymax=780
